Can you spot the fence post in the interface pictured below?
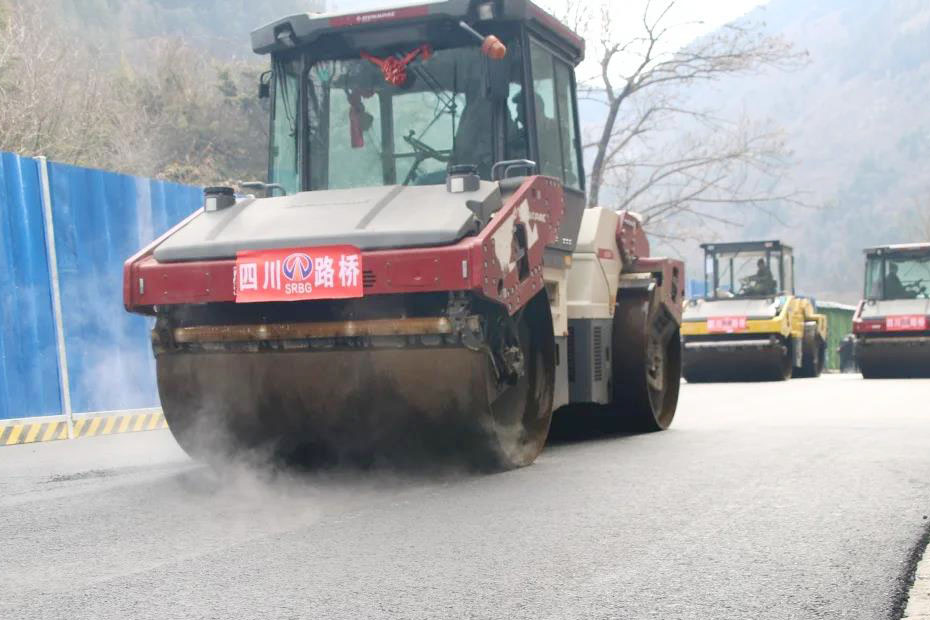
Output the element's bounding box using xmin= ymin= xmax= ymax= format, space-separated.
xmin=36 ymin=156 xmax=74 ymax=439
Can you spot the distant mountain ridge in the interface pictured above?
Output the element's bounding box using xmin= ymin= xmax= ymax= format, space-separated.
xmin=688 ymin=0 xmax=930 ymax=301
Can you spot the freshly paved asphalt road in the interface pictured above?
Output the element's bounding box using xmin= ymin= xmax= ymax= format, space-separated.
xmin=2 ymin=374 xmax=929 ymax=619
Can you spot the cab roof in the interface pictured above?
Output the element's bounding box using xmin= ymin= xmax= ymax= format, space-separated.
xmin=700 ymin=240 xmax=792 ymax=253
xmin=251 ymin=0 xmax=584 ymax=62
xmin=864 ymin=242 xmax=930 ymax=256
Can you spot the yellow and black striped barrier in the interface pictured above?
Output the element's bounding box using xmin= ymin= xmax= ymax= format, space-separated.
xmin=0 ymin=411 xmax=168 ymax=447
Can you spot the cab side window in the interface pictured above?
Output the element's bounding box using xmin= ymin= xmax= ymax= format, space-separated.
xmin=865 ymin=258 xmax=883 ymax=299
xmin=270 ymin=60 xmax=301 ymax=195
xmin=529 ymin=40 xmax=582 ymax=189
xmin=783 ymin=254 xmax=795 ymax=294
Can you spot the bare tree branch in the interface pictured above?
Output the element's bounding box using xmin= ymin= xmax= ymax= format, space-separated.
xmin=567 ymin=0 xmax=810 ymax=241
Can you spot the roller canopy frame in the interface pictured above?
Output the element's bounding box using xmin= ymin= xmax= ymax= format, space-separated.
xmin=250 ymin=0 xmax=585 ymax=62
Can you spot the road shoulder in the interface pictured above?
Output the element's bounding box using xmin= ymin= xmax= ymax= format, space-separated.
xmin=904 ymin=527 xmax=930 ymax=619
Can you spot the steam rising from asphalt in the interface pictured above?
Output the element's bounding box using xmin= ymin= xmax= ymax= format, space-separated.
xmin=74 ymin=314 xmax=161 ymax=414
xmin=172 ymin=383 xmax=488 ymax=488
xmin=162 ymin=410 xmax=480 ymax=545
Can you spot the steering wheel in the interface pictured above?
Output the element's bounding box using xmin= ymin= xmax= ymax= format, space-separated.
xmin=904 ymin=279 xmax=928 ymax=298
xmin=738 ymin=275 xmax=757 ymax=295
xmin=401 ymin=131 xmax=449 ymax=185
xmin=403 ymin=131 xmax=448 ymax=162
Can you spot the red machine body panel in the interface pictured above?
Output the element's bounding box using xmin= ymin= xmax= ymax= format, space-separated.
xmin=124 ymin=176 xmax=565 ymax=315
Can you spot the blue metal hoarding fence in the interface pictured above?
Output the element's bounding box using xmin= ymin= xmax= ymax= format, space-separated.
xmin=0 ymin=153 xmax=61 ymax=420
xmin=47 ymin=161 xmax=201 ymax=415
xmin=0 ymin=151 xmax=201 ymax=420
xmin=687 ymin=278 xmax=706 ymax=299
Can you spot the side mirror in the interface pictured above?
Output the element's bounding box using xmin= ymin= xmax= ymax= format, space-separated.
xmin=258 ymin=71 xmax=271 ymax=99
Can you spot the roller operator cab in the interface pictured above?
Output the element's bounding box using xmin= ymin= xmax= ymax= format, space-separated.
xmin=853 ymin=243 xmax=930 ymax=378
xmin=681 ymin=241 xmax=826 ymax=382
xmin=123 ymin=0 xmax=685 ymax=470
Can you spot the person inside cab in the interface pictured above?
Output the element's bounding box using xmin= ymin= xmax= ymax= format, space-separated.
xmin=452 ymin=89 xmax=538 ymax=178
xmin=884 ymin=263 xmax=909 ymax=299
xmin=744 ymin=258 xmax=777 ymax=296
xmin=449 ymin=75 xmax=494 ymax=179
xmin=509 ymin=89 xmax=566 ymax=181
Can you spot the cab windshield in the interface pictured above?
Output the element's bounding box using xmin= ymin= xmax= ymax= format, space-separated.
xmin=865 ymin=255 xmax=930 ymax=300
xmin=705 ymin=249 xmax=786 ymax=299
xmin=269 ymin=44 xmax=529 ymax=192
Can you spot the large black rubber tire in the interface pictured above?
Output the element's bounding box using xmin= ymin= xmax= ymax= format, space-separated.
xmin=158 ymin=292 xmax=555 ymax=472
xmin=610 ymin=293 xmax=681 ymax=432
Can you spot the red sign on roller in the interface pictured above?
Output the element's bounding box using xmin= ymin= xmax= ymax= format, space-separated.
xmin=234 ymin=246 xmax=363 ymax=303
xmin=707 ymin=316 xmax=748 ymax=333
xmin=886 ymin=315 xmax=927 ymax=331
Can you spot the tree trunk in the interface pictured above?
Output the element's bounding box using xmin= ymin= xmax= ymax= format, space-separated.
xmin=587 ymin=98 xmax=621 ymax=207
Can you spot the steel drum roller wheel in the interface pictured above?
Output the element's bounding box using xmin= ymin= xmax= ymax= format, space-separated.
xmin=858 ymin=360 xmax=882 ymax=379
xmin=157 ymin=291 xmax=555 ymax=471
xmin=684 ymin=338 xmax=792 ymax=383
xmin=858 ymin=345 xmax=930 ymax=379
xmin=858 ymin=355 xmax=896 ymax=379
xmin=682 ymin=368 xmax=710 ymax=383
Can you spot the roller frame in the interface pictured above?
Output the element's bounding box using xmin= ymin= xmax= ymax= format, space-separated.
xmin=124 ymin=176 xmax=565 ymax=317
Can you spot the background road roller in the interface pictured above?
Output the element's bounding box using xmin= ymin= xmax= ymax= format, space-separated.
xmin=681 ymin=240 xmax=826 ymax=382
xmin=122 ymin=0 xmax=685 ymax=469
xmin=853 ymin=243 xmax=930 ymax=378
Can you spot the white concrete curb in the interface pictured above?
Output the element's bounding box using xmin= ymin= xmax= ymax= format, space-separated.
xmin=904 ymin=542 xmax=930 ymax=619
